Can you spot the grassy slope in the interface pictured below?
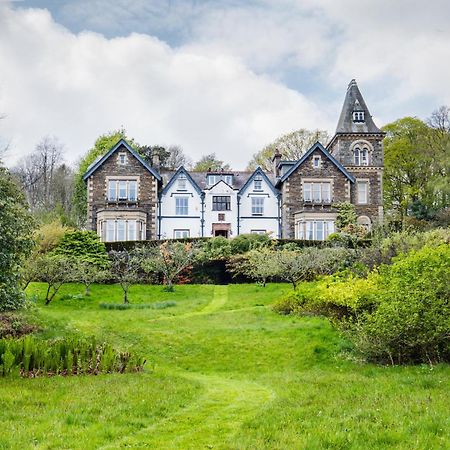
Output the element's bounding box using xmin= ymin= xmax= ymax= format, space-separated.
xmin=0 ymin=283 xmax=449 ymax=449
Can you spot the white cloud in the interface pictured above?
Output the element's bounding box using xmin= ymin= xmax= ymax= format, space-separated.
xmin=0 ymin=3 xmax=330 ymax=169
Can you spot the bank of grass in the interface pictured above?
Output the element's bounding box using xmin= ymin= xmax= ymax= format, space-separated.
xmin=0 ymin=282 xmax=448 ymax=449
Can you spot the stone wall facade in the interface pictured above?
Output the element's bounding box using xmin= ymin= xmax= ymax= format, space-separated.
xmin=86 ymin=144 xmax=159 ymax=240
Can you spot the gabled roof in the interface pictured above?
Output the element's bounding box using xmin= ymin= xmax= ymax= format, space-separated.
xmin=82 ymin=139 xmax=162 ymax=181
xmin=238 ymin=167 xmax=280 ymax=197
xmin=160 ymin=166 xmax=203 ymax=196
xmin=277 ymin=142 xmax=355 ymax=184
xmin=335 ymin=79 xmax=383 ymax=134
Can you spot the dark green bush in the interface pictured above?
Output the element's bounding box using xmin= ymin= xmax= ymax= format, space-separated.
xmin=0 ymin=335 xmax=145 ymax=377
xmin=54 ymin=230 xmax=109 ymax=267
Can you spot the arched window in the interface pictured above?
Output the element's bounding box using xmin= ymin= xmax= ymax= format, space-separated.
xmin=354 ymin=147 xmax=369 ymax=166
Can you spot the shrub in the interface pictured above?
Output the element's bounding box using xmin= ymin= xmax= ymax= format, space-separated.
xmin=0 ymin=335 xmax=146 ymax=377
xmin=229 ymin=233 xmax=271 ymax=254
xmin=343 ymin=245 xmax=450 ymax=364
xmin=54 ymin=230 xmax=109 ymax=267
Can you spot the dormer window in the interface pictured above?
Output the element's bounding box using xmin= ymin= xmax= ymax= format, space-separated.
xmin=178 ymin=174 xmax=187 ymax=191
xmin=354 ymin=147 xmax=369 ymax=166
xmin=207 ymin=174 xmax=233 ymax=186
xmin=313 ymin=156 xmax=321 ymax=169
xmin=254 ymin=176 xmax=262 ymax=191
xmin=353 ymin=111 xmax=365 ymax=122
xmin=118 ymin=152 xmax=127 ymax=165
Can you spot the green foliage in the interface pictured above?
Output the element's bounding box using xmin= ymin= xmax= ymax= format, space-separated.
xmin=99 ymin=301 xmax=177 ymax=310
xmin=192 ymin=153 xmax=230 ymax=172
xmin=0 ymin=335 xmax=145 ymax=377
xmin=72 ymin=129 xmax=135 ymax=226
xmin=108 ymin=250 xmax=142 ymax=303
xmin=247 ymin=128 xmax=330 ymax=171
xmin=54 ymin=230 xmax=109 ymax=267
xmin=229 ymin=233 xmax=271 ymax=254
xmin=33 ymin=220 xmax=69 ymax=254
xmin=343 ymin=245 xmax=450 ymax=364
xmin=0 ymin=167 xmax=35 ymax=311
xmin=334 ymin=202 xmax=357 ymax=229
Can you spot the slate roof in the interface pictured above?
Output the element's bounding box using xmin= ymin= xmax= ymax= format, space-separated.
xmin=335 ymin=79 xmax=383 ymax=134
xmin=277 ymin=142 xmax=356 ymax=185
xmin=82 ymin=139 xmax=161 ymax=181
xmin=160 ymin=169 xmax=277 ymax=191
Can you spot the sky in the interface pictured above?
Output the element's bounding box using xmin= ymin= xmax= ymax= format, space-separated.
xmin=0 ymin=0 xmax=449 ymax=169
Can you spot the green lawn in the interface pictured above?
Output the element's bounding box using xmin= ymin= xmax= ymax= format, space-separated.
xmin=1 ymin=282 xmax=449 ymax=449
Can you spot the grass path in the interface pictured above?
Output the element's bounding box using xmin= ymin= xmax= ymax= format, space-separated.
xmin=101 ymin=285 xmax=276 ymax=449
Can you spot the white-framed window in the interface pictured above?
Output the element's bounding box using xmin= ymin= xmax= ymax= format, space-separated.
xmin=313 ymin=156 xmax=321 ymax=169
xmin=174 ymin=229 xmax=190 ymax=239
xmin=212 ymin=196 xmax=231 ymax=211
xmin=297 ymin=220 xmax=335 ymax=240
xmin=303 ymin=182 xmax=331 ymax=203
xmin=178 ymin=174 xmax=187 ymax=191
xmin=104 ymin=220 xmax=143 ymax=242
xmin=108 ymin=180 xmax=138 ymax=202
xmin=250 ymin=230 xmax=266 ymax=235
xmin=254 ymin=176 xmax=262 ymax=191
xmin=357 ymin=181 xmax=368 ymax=204
xmin=354 ymin=147 xmax=369 ymax=166
xmin=207 ymin=174 xmax=233 ymax=186
xmin=251 ymin=197 xmax=264 ymax=215
xmin=175 ymin=197 xmax=189 ymax=215
xmin=118 ymin=152 xmax=127 ymax=165
xmin=353 ymin=111 xmax=365 ymax=122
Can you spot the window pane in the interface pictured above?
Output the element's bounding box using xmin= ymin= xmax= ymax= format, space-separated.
xmin=354 ymin=148 xmax=360 ymax=165
xmin=254 ymin=178 xmax=262 ymax=190
xmin=212 ymin=196 xmax=231 ymax=211
xmin=117 ymin=220 xmax=125 ymax=241
xmin=175 ymin=197 xmax=189 ymax=215
xmin=128 ymin=221 xmax=136 ymax=241
xmin=306 ymin=221 xmax=313 ymax=240
xmin=108 ymin=181 xmax=117 ymax=201
xmin=361 ymin=149 xmax=368 ymax=165
xmin=251 ymin=197 xmax=264 ymax=215
xmin=312 ymin=183 xmax=321 ymax=202
xmin=298 ymin=222 xmax=305 ymax=239
xmin=316 ymin=221 xmax=324 ymax=240
xmin=178 ymin=175 xmax=187 ymax=190
xmin=118 ymin=181 xmax=127 ymax=199
xmin=106 ymin=220 xmax=115 ymax=242
xmin=303 ymin=183 xmax=311 ymax=201
xmin=322 ymin=183 xmax=331 ymax=202
xmin=358 ymin=182 xmax=368 ymax=204
xmin=128 ymin=181 xmax=137 ymax=201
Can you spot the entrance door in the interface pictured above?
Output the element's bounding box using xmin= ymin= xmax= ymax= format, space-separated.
xmin=212 ymin=223 xmax=231 ymax=238
xmin=214 ymin=229 xmax=229 ymax=238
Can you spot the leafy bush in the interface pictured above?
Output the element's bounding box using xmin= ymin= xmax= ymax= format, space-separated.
xmin=229 ymin=233 xmax=271 ymax=254
xmin=99 ymin=301 xmax=176 ymax=310
xmin=343 ymin=245 xmax=450 ymax=364
xmin=0 ymin=335 xmax=146 ymax=377
xmin=54 ymin=230 xmax=109 ymax=267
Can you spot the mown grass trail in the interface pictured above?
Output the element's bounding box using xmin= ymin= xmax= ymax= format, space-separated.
xmin=1 ymin=283 xmax=449 ymax=449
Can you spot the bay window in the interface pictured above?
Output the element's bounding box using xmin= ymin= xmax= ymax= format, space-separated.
xmin=104 ymin=220 xmax=144 ymax=242
xmin=297 ymin=220 xmax=335 ymax=241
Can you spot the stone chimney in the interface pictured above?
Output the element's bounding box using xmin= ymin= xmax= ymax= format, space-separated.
xmin=152 ymin=149 xmax=160 ymax=171
xmin=272 ymin=148 xmax=282 ymax=177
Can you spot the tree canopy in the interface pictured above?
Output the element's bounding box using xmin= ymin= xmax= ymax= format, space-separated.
xmin=192 ymin=153 xmax=231 ymax=172
xmin=247 ymin=129 xmax=330 ymax=171
xmin=0 ymin=167 xmax=35 ymax=310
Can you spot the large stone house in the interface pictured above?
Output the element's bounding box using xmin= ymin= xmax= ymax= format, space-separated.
xmin=83 ymin=79 xmax=384 ymax=241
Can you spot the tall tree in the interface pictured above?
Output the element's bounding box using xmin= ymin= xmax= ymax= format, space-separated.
xmin=0 ymin=167 xmax=35 ymax=310
xmin=382 ymin=117 xmax=434 ymax=223
xmin=13 ymin=136 xmax=72 ymax=219
xmin=247 ymin=129 xmax=330 ymax=171
xmin=193 ymin=153 xmax=230 ymax=172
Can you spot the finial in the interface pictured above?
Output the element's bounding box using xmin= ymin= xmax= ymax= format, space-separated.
xmin=348 ymin=79 xmax=357 ymax=90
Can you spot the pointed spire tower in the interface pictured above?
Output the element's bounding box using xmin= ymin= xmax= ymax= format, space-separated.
xmin=327 ymin=79 xmax=385 ymax=226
